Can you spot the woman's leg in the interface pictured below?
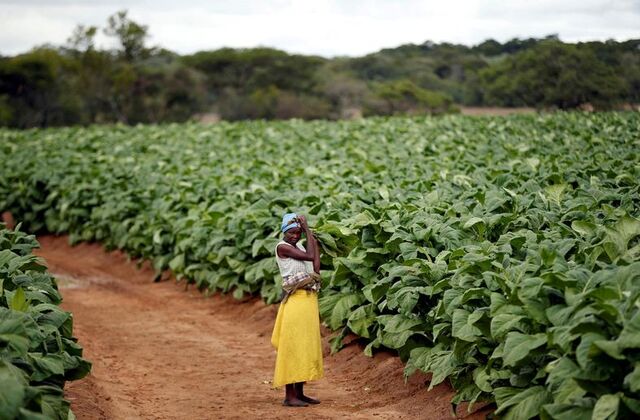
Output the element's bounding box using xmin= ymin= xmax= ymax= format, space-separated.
xmin=284 ymin=383 xmax=308 ymax=407
xmin=295 ymin=382 xmax=320 ymax=404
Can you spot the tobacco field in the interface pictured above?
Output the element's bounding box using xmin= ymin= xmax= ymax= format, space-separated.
xmin=0 ymin=225 xmax=91 ymax=419
xmin=1 ymin=112 xmax=639 ymax=419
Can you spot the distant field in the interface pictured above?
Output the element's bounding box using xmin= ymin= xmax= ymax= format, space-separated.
xmin=1 ymin=112 xmax=639 ymax=418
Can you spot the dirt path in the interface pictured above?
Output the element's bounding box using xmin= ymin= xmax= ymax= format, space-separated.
xmin=34 ymin=235 xmax=490 ymax=419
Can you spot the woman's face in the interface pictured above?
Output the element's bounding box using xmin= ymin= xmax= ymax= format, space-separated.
xmin=284 ymin=227 xmax=302 ymax=244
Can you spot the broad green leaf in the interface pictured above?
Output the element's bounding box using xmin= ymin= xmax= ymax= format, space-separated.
xmin=624 ymin=364 xmax=640 ymax=393
xmin=621 ymin=396 xmax=640 ymax=415
xmin=602 ymin=216 xmax=640 ymax=259
xmin=0 ymin=365 xmax=25 ymax=420
xmin=571 ymin=221 xmax=595 ymax=237
xmin=575 ymin=333 xmax=606 ymax=369
xmin=464 ymin=217 xmax=485 ymax=230
xmin=378 ymin=186 xmax=390 ymax=201
xmin=593 ymin=340 xmax=625 ymax=360
xmin=452 ymin=309 xmax=483 ymax=342
xmin=425 ymin=349 xmax=457 ymax=390
xmin=491 ymin=314 xmax=525 ymax=340
xmin=168 ymin=253 xmax=185 ymax=272
xmin=328 ymin=294 xmax=363 ymax=330
xmin=380 ymin=330 xmax=420 ymax=349
xmin=503 ymin=332 xmax=547 ymax=367
xmin=404 ymin=346 xmax=430 ymax=377
xmin=472 ymin=365 xmax=493 ymax=393
xmin=9 ymin=287 xmax=29 ymax=312
xmin=495 ymin=386 xmax=552 ymax=419
xmin=30 ymin=354 xmax=65 ymax=381
xmin=380 ymin=314 xmax=423 ymax=333
xmin=616 ymin=311 xmax=640 ymax=350
xmin=592 ymin=394 xmax=620 ymax=420
xmin=347 ymin=305 xmax=375 ymax=338
xmin=0 ymin=334 xmax=29 ymax=355
xmin=542 ymin=401 xmax=594 ymax=420
xmin=544 ymin=184 xmax=567 ymax=207
xmin=362 ymin=279 xmax=391 ymax=304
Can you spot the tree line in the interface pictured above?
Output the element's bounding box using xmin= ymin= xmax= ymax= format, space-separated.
xmin=1 ymin=11 xmax=638 ymax=128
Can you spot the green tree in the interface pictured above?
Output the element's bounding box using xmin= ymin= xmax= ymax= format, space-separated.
xmin=0 ymin=48 xmax=81 ymax=127
xmin=364 ymin=79 xmax=455 ymax=116
xmin=479 ymin=41 xmax=627 ymax=109
xmin=67 ymin=25 xmax=98 ymax=52
xmin=473 ymin=39 xmax=503 ymax=56
xmin=104 ymin=10 xmax=149 ymax=62
xmin=65 ymin=25 xmax=117 ymax=123
xmin=318 ymin=70 xmax=370 ymax=118
xmin=182 ymin=48 xmax=325 ymax=94
xmin=619 ymin=52 xmax=640 ymax=103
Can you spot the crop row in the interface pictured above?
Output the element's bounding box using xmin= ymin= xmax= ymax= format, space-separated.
xmin=0 ymin=225 xmax=91 ymax=419
xmin=1 ymin=113 xmax=639 ymax=418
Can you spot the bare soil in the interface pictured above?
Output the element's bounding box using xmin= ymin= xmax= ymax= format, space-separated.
xmin=2 ymin=211 xmax=15 ymax=229
xmin=459 ymin=106 xmax=536 ymax=116
xmin=34 ymin=235 xmax=491 ymax=420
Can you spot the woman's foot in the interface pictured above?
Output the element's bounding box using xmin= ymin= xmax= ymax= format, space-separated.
xmin=294 ymin=382 xmax=320 ymax=404
xmin=283 ymin=398 xmax=309 ymax=407
xmin=299 ymin=395 xmax=321 ymax=404
xmin=283 ymin=383 xmax=308 ymax=407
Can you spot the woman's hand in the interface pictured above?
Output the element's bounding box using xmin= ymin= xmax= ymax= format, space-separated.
xmin=297 ymin=215 xmax=309 ymax=230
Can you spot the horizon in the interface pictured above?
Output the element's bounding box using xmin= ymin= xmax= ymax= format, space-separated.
xmin=3 ymin=34 xmax=639 ymax=59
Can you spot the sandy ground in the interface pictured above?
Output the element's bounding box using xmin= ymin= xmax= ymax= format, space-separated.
xmin=32 ymin=235 xmax=491 ymax=420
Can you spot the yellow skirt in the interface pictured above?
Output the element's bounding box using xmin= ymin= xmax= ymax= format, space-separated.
xmin=271 ymin=289 xmax=324 ymax=388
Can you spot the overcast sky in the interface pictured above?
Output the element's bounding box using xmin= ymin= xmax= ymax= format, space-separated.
xmin=1 ymin=0 xmax=639 ymax=57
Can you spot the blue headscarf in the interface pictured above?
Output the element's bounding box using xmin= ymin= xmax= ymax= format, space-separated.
xmin=281 ymin=213 xmax=300 ymax=233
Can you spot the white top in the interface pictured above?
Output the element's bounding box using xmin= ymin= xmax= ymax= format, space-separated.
xmin=275 ymin=241 xmax=313 ymax=278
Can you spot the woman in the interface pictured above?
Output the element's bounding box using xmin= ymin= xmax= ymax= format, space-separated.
xmin=271 ymin=213 xmax=324 ymax=407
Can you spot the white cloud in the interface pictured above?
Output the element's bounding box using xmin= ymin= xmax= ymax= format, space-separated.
xmin=0 ymin=0 xmax=638 ymax=56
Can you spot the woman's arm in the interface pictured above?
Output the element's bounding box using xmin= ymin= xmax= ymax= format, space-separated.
xmin=306 ymin=230 xmax=321 ymax=274
xmin=277 ymin=243 xmax=314 ymax=261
